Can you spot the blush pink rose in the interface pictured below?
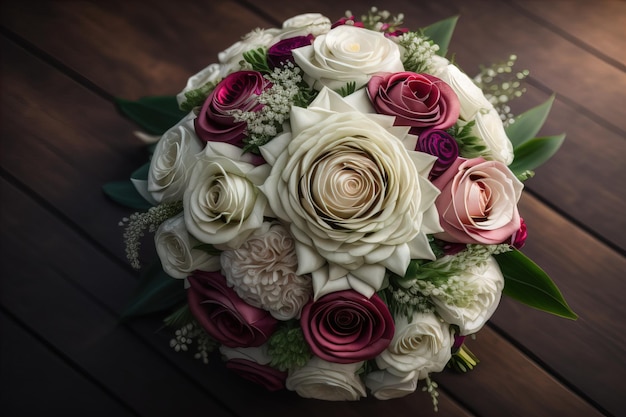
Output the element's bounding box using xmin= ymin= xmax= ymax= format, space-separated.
xmin=432 ymin=157 xmax=524 ymax=245
xmin=187 ymin=270 xmax=278 ymax=348
xmin=194 ymin=70 xmax=268 ymax=146
xmin=367 ymin=72 xmax=459 ymax=134
xmin=225 ymin=359 xmax=287 ymax=391
xmin=300 ymin=290 xmax=394 ymax=364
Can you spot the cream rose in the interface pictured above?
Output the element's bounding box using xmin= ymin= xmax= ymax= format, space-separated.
xmin=154 ymin=213 xmax=220 ymax=279
xmin=432 ymin=256 xmax=504 ymax=335
xmin=148 ymin=113 xmax=201 ymax=203
xmin=471 ymin=107 xmax=515 ymax=165
xmin=376 ymin=312 xmax=453 ymax=380
xmin=183 ymin=141 xmax=271 ymax=250
xmin=260 ymin=88 xmax=442 ymax=300
xmin=220 ymin=222 xmax=313 ymax=320
xmin=280 ymin=13 xmax=331 ymax=38
xmin=292 ymin=24 xmax=404 ymax=90
xmin=364 ymin=370 xmax=418 ymax=400
xmin=285 ymin=357 xmax=366 ymax=401
xmin=176 ymin=63 xmax=222 ymax=107
xmin=218 ymin=27 xmax=282 ymax=76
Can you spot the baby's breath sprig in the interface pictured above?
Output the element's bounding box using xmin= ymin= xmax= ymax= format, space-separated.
xmin=473 ymin=54 xmax=529 ymax=126
xmin=359 ymin=7 xmax=406 ymax=35
xmin=267 ymin=320 xmax=312 ymax=372
xmin=164 ymin=305 xmax=218 ymax=364
xmin=422 ymin=376 xmax=440 ymax=412
xmin=119 ymin=200 xmax=183 ymax=269
xmin=398 ymin=32 xmax=440 ymax=73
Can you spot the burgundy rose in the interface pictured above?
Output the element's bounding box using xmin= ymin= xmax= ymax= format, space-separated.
xmin=194 ymin=70 xmax=268 ymax=146
xmin=417 ymin=128 xmax=459 ymax=179
xmin=367 ymin=72 xmax=460 ymax=134
xmin=300 ymin=290 xmax=394 ymax=364
xmin=432 ymin=157 xmax=523 ymax=245
xmin=187 ymin=270 xmax=278 ymax=348
xmin=225 ymin=359 xmax=287 ymax=391
xmin=510 ymin=217 xmax=528 ymax=249
xmin=267 ymin=35 xmax=314 ymax=69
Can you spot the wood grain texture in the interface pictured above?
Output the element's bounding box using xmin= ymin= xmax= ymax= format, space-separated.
xmin=1 ymin=0 xmax=623 ymax=416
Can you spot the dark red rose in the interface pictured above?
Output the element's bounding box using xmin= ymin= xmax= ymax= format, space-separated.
xmin=267 ymin=35 xmax=314 ymax=69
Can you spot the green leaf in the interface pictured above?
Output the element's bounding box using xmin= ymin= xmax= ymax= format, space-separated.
xmin=506 ymin=95 xmax=555 ymax=148
xmin=495 ymin=250 xmax=577 ymax=320
xmin=509 ymin=133 xmax=565 ymax=176
xmin=102 ymin=180 xmax=153 ymax=210
xmin=115 ymin=96 xmax=187 ymax=135
xmin=422 ymin=15 xmax=459 ymax=57
xmin=121 ymin=262 xmax=186 ymax=319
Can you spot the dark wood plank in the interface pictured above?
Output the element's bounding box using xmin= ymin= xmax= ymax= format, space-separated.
xmin=0 ymin=312 xmax=137 ymax=417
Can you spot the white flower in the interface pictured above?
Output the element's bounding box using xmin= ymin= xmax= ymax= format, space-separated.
xmin=285 ymin=357 xmax=366 ymax=401
xmin=364 ymin=370 xmax=418 ymax=400
xmin=219 ymin=344 xmax=272 ymax=364
xmin=154 ymin=213 xmax=221 ymax=279
xmin=435 ymin=62 xmax=493 ymax=121
xmin=148 ymin=113 xmax=201 ymax=203
xmin=292 ymin=25 xmax=404 ymax=90
xmin=432 ymin=256 xmax=504 ymax=335
xmin=376 ymin=312 xmax=453 ymax=380
xmin=280 ymin=13 xmax=331 ymax=38
xmin=176 ymin=63 xmax=222 ymax=107
xmin=183 ymin=142 xmax=271 ymax=250
xmin=471 ymin=107 xmax=515 ymax=165
xmin=260 ymin=88 xmax=442 ymax=300
xmin=220 ymin=222 xmax=313 ymax=320
xmin=218 ymin=27 xmax=282 ymax=76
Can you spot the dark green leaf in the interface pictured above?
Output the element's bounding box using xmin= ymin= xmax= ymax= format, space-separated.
xmin=102 ymin=180 xmax=153 ymax=210
xmin=121 ymin=262 xmax=186 ymax=319
xmin=423 ymin=15 xmax=459 ymax=57
xmin=495 ymin=250 xmax=577 ymax=319
xmin=509 ymin=134 xmax=565 ymax=176
xmin=506 ymin=95 xmax=555 ymax=148
xmin=131 ymin=162 xmax=150 ymax=181
xmin=115 ymin=96 xmax=187 ymax=135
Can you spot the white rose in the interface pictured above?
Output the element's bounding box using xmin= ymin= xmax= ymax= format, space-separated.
xmin=183 ymin=142 xmax=271 ymax=250
xmin=292 ymin=25 xmax=404 ymax=90
xmin=148 ymin=113 xmax=201 ymax=203
xmin=218 ymin=27 xmax=282 ymax=76
xmin=432 ymin=256 xmax=504 ymax=335
xmin=364 ymin=370 xmax=418 ymax=400
xmin=176 ymin=63 xmax=222 ymax=107
xmin=435 ymin=63 xmax=493 ymax=121
xmin=260 ymin=88 xmax=442 ymax=300
xmin=220 ymin=222 xmax=313 ymax=320
xmin=285 ymin=357 xmax=366 ymax=401
xmin=154 ymin=213 xmax=221 ymax=279
xmin=280 ymin=13 xmax=331 ymax=38
xmin=376 ymin=312 xmax=453 ymax=380
xmin=219 ymin=344 xmax=271 ymax=364
xmin=471 ymin=107 xmax=515 ymax=165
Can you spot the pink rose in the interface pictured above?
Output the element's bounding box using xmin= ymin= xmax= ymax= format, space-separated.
xmin=187 ymin=270 xmax=278 ymax=348
xmin=225 ymin=359 xmax=287 ymax=391
xmin=432 ymin=157 xmax=524 ymax=245
xmin=367 ymin=72 xmax=459 ymax=134
xmin=300 ymin=290 xmax=394 ymax=364
xmin=194 ymin=70 xmax=268 ymax=146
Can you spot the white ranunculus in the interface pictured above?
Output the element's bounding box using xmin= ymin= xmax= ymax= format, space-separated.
xmin=471 ymin=107 xmax=515 ymax=165
xmin=376 ymin=312 xmax=453 ymax=380
xmin=218 ymin=27 xmax=282 ymax=76
xmin=292 ymin=25 xmax=404 ymax=90
xmin=183 ymin=142 xmax=271 ymax=250
xmin=176 ymin=63 xmax=222 ymax=107
xmin=432 ymin=256 xmax=504 ymax=335
xmin=154 ymin=213 xmax=221 ymax=279
xmin=280 ymin=13 xmax=331 ymax=38
xmin=220 ymin=222 xmax=312 ymax=320
xmin=260 ymin=88 xmax=442 ymax=300
xmin=364 ymin=370 xmax=418 ymax=400
xmin=286 ymin=357 xmax=366 ymax=401
xmin=148 ymin=113 xmax=201 ymax=203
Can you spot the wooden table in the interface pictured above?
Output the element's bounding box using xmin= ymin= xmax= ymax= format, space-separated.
xmin=1 ymin=1 xmax=624 ymax=416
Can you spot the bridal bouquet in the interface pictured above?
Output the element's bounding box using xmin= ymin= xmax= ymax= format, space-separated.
xmin=104 ymin=7 xmax=576 ymax=405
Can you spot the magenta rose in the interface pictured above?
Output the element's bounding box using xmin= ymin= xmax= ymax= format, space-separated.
xmin=432 ymin=157 xmax=524 ymax=245
xmin=510 ymin=217 xmax=528 ymax=249
xmin=416 ymin=128 xmax=459 ymax=179
xmin=367 ymin=72 xmax=459 ymax=134
xmin=194 ymin=70 xmax=268 ymax=146
xmin=300 ymin=290 xmax=394 ymax=364
xmin=187 ymin=270 xmax=278 ymax=348
xmin=267 ymin=35 xmax=314 ymax=69
xmin=225 ymin=359 xmax=287 ymax=391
